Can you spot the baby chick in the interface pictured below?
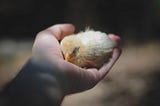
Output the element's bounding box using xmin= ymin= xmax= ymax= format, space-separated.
xmin=60 ymin=30 xmax=117 ymax=69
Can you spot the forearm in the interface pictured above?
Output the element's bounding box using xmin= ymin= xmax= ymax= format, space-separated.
xmin=0 ymin=59 xmax=64 ymax=106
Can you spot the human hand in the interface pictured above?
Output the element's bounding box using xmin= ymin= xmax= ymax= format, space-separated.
xmin=31 ymin=24 xmax=122 ymax=95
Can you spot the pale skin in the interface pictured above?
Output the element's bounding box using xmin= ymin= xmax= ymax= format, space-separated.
xmin=1 ymin=24 xmax=121 ymax=106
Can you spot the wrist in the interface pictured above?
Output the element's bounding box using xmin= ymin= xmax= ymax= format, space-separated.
xmin=2 ymin=58 xmax=65 ymax=106
xmin=30 ymin=56 xmax=72 ymax=95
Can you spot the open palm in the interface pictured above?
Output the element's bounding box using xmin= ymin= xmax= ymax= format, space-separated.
xmin=32 ymin=24 xmax=121 ymax=95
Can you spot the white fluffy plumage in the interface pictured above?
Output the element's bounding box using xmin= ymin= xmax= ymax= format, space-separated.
xmin=60 ymin=30 xmax=117 ymax=68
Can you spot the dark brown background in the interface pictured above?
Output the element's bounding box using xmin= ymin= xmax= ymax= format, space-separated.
xmin=0 ymin=0 xmax=160 ymax=106
xmin=0 ymin=0 xmax=159 ymax=43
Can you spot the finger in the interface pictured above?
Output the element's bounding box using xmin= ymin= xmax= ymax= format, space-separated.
xmin=85 ymin=34 xmax=122 ymax=82
xmin=60 ymin=60 xmax=101 ymax=91
xmin=46 ymin=23 xmax=75 ymax=40
xmin=98 ymin=48 xmax=122 ymax=80
xmin=108 ymin=34 xmax=121 ymax=45
xmin=58 ymin=60 xmax=84 ymax=76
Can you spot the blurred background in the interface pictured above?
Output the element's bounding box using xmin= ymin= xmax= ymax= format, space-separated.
xmin=0 ymin=0 xmax=160 ymax=106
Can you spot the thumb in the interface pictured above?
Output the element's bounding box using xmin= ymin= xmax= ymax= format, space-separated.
xmin=46 ymin=24 xmax=75 ymax=40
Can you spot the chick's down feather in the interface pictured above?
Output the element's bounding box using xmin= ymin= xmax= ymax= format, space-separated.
xmin=60 ymin=30 xmax=117 ymax=69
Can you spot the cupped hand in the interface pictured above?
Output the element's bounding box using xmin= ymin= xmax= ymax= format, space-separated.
xmin=31 ymin=24 xmax=121 ymax=95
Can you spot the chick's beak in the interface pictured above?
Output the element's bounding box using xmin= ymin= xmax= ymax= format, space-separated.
xmin=65 ymin=53 xmax=71 ymax=61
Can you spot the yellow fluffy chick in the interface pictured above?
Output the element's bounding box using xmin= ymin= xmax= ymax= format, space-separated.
xmin=60 ymin=30 xmax=117 ymax=68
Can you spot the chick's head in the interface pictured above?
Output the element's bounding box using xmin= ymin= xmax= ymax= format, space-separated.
xmin=60 ymin=35 xmax=80 ymax=63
